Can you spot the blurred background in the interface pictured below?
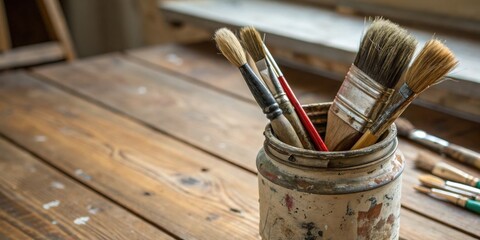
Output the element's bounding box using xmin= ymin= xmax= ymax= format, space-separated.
xmin=2 ymin=0 xmax=479 ymax=121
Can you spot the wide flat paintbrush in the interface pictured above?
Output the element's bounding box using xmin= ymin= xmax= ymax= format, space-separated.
xmin=419 ymin=174 xmax=480 ymax=201
xmin=352 ymin=39 xmax=458 ymax=149
xmin=214 ymin=28 xmax=303 ymax=148
xmin=396 ymin=118 xmax=480 ymax=170
xmin=326 ymin=18 xmax=416 ymax=150
xmin=414 ymin=185 xmax=480 ymax=214
xmin=260 ymin=35 xmax=328 ymax=151
xmin=415 ymin=152 xmax=480 ymax=189
xmin=240 ymin=26 xmax=314 ymax=150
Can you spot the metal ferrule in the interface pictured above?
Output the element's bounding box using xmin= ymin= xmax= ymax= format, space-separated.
xmin=409 ymin=130 xmax=449 ymax=152
xmin=447 ymin=181 xmax=480 ymax=195
xmin=256 ymin=59 xmax=275 ymax=93
xmin=438 ymin=185 xmax=477 ymax=200
xmin=371 ymin=83 xmax=414 ymax=133
xmin=256 ymin=59 xmax=285 ymax=98
xmin=331 ymin=64 xmax=393 ymax=132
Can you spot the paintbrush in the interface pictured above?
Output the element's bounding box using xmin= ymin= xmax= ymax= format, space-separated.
xmin=396 ymin=118 xmax=480 ymax=170
xmin=415 ymin=152 xmax=480 ymax=189
xmin=414 ymin=185 xmax=480 ymax=214
xmin=260 ymin=36 xmax=328 ymax=151
xmin=352 ymin=40 xmax=458 ymax=149
xmin=214 ymin=28 xmax=303 ymax=148
xmin=419 ymin=174 xmax=480 ymax=201
xmin=239 ymin=26 xmax=314 ymax=150
xmin=326 ymin=18 xmax=416 ymax=150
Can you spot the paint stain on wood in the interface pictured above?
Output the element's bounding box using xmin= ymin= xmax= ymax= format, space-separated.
xmin=42 ymin=200 xmax=60 ymax=210
xmin=73 ymin=216 xmax=90 ymax=225
xmin=180 ymin=176 xmax=199 ymax=186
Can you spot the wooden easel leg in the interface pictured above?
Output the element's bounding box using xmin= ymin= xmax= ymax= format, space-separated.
xmin=0 ymin=0 xmax=11 ymax=52
xmin=38 ymin=0 xmax=76 ymax=60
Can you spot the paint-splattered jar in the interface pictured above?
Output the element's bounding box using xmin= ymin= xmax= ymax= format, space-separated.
xmin=257 ymin=103 xmax=404 ymax=240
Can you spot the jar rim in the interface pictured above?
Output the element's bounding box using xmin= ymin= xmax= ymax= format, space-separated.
xmin=264 ymin=112 xmax=398 ymax=168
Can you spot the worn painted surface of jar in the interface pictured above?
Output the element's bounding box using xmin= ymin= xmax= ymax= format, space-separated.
xmin=257 ymin=103 xmax=405 ymax=240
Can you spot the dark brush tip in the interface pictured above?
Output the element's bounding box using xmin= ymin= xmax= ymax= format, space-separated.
xmin=354 ymin=18 xmax=417 ymax=88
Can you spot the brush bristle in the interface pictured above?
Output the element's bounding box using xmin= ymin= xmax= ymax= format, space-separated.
xmin=414 ymin=185 xmax=431 ymax=194
xmin=240 ymin=26 xmax=266 ymax=62
xmin=354 ymin=18 xmax=417 ymax=88
xmin=395 ymin=118 xmax=415 ymax=137
xmin=419 ymin=174 xmax=445 ymax=188
xmin=405 ymin=39 xmax=458 ymax=93
xmin=214 ymin=28 xmax=246 ymax=67
xmin=414 ymin=152 xmax=438 ymax=171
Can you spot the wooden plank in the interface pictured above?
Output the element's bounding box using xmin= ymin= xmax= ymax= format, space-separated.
xmin=399 ymin=208 xmax=477 ymax=240
xmin=0 ymin=71 xmax=261 ymax=239
xmin=127 ymin=42 xmax=339 ymax=105
xmin=0 ymin=41 xmax=63 ymax=70
xmin=33 ymin=54 xmax=480 ymax=237
xmin=34 ymin=54 xmax=266 ymax=171
xmin=0 ymin=137 xmax=171 ymax=239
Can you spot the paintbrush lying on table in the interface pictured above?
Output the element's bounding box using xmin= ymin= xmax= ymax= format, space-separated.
xmin=396 ymin=118 xmax=480 ymax=170
xmin=415 ymin=152 xmax=480 ymax=189
xmin=414 ymin=185 xmax=480 ymax=214
xmin=351 ymin=39 xmax=458 ymax=149
xmin=419 ymin=174 xmax=480 ymax=201
xmin=240 ymin=26 xmax=315 ymax=150
xmin=326 ymin=18 xmax=416 ymax=150
xmin=214 ymin=28 xmax=303 ymax=148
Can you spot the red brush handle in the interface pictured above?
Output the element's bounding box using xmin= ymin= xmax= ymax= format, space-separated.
xmin=277 ymin=76 xmax=329 ymax=151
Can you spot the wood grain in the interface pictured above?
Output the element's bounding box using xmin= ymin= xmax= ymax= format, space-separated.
xmin=34 ymin=53 xmax=266 ymax=171
xmin=0 ymin=71 xmax=260 ymax=239
xmin=32 ymin=51 xmax=480 ymax=237
xmin=127 ymin=42 xmax=340 ymax=105
xmin=0 ymin=138 xmax=170 ymax=239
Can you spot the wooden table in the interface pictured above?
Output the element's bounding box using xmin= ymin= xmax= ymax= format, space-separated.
xmin=0 ymin=42 xmax=479 ymax=239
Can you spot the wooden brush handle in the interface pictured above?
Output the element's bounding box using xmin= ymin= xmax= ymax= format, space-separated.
xmin=239 ymin=65 xmax=281 ymax=119
xmin=444 ymin=144 xmax=480 ymax=170
xmin=239 ymin=64 xmax=302 ymax=148
xmin=278 ymin=75 xmax=328 ymax=151
xmin=271 ymin=115 xmax=303 ymax=148
xmin=279 ymin=99 xmax=314 ymax=150
xmin=351 ymin=130 xmax=377 ymax=150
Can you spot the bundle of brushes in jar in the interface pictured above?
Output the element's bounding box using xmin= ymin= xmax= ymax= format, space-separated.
xmin=213 ymin=17 xmax=457 ymax=153
xmin=214 ymin=27 xmax=328 ymax=151
xmin=325 ymin=18 xmax=417 ymax=151
xmin=326 ymin=18 xmax=457 ymax=151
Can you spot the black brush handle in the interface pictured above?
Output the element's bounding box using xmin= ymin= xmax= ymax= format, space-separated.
xmin=239 ymin=64 xmax=282 ymax=120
